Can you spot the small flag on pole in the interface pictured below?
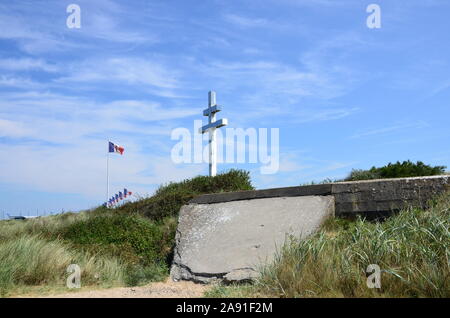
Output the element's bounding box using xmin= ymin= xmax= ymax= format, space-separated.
xmin=119 ymin=191 xmax=123 ymax=200
xmin=124 ymin=188 xmax=132 ymax=197
xmin=109 ymin=141 xmax=124 ymax=155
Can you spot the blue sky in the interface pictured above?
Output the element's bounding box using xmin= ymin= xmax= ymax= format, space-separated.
xmin=0 ymin=0 xmax=449 ymax=216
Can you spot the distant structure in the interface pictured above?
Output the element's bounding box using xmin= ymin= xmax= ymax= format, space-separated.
xmin=200 ymin=91 xmax=228 ymax=177
xmin=6 ymin=213 xmax=38 ymax=220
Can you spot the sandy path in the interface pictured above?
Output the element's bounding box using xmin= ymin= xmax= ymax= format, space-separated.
xmin=41 ymin=279 xmax=210 ymax=298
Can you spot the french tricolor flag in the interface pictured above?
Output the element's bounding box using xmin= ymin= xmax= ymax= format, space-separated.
xmin=109 ymin=141 xmax=124 ymax=155
xmin=124 ymin=188 xmax=132 ymax=198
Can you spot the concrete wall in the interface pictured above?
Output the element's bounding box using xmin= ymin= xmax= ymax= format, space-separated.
xmin=171 ymin=175 xmax=449 ymax=283
xmin=190 ymin=175 xmax=450 ymax=218
xmin=171 ymin=195 xmax=335 ymax=283
xmin=332 ymin=175 xmax=450 ymax=218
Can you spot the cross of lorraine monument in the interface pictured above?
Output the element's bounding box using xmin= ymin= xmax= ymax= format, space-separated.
xmin=200 ymin=91 xmax=228 ymax=177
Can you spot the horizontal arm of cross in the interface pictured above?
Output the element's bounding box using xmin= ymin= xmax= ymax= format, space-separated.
xmin=199 ymin=118 xmax=228 ymax=134
xmin=203 ymin=105 xmax=222 ymax=116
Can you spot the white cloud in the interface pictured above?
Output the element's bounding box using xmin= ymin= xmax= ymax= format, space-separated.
xmin=0 ymin=58 xmax=59 ymax=72
xmin=0 ymin=119 xmax=33 ymax=138
xmin=0 ymin=76 xmax=43 ymax=89
xmin=0 ymin=92 xmax=197 ymax=144
xmin=350 ymin=121 xmax=430 ymax=139
xmin=0 ymin=90 xmax=202 ymax=197
xmin=224 ymin=14 xmax=269 ymax=28
xmin=0 ymin=141 xmax=204 ymax=198
xmin=57 ymin=57 xmax=180 ymax=91
xmin=0 ymin=1 xmax=154 ymax=54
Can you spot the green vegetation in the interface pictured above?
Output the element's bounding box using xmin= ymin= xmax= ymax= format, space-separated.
xmin=118 ymin=169 xmax=253 ymax=220
xmin=60 ymin=214 xmax=175 ymax=265
xmin=207 ymin=191 xmax=450 ymax=298
xmin=0 ymin=169 xmax=253 ymax=297
xmin=2 ymin=164 xmax=448 ymax=298
xmin=0 ymin=235 xmax=125 ymax=297
xmin=345 ymin=160 xmax=446 ymax=181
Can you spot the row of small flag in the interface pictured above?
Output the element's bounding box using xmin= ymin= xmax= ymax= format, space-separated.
xmin=105 ymin=188 xmax=133 ymax=207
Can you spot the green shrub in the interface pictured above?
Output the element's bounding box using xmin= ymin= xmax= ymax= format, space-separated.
xmin=59 ymin=214 xmax=175 ymax=266
xmin=345 ymin=160 xmax=446 ymax=181
xmin=118 ymin=169 xmax=253 ymax=220
xmin=344 ymin=169 xmax=381 ymax=181
xmin=124 ymin=262 xmax=168 ymax=287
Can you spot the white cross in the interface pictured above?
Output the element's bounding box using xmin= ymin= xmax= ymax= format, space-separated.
xmin=200 ymin=91 xmax=228 ymax=177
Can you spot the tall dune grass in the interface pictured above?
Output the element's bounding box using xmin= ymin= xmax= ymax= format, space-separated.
xmin=0 ymin=169 xmax=256 ymax=296
xmin=0 ymin=210 xmax=95 ymax=241
xmin=0 ymin=235 xmax=125 ymax=296
xmin=254 ymin=192 xmax=450 ymax=297
xmin=207 ymin=191 xmax=450 ymax=298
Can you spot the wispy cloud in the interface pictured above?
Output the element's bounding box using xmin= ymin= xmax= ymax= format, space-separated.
xmin=0 ymin=75 xmax=43 ymax=88
xmin=0 ymin=119 xmax=33 ymax=138
xmin=350 ymin=121 xmax=430 ymax=139
xmin=0 ymin=58 xmax=59 ymax=72
xmin=56 ymin=57 xmax=180 ymax=93
xmin=1 ymin=0 xmax=449 ymax=212
xmin=224 ymin=14 xmax=269 ymax=28
xmin=0 ymin=90 xmax=201 ymax=197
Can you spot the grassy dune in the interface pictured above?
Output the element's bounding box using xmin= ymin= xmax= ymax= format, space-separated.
xmin=1 ymin=168 xmax=447 ymax=298
xmin=0 ymin=169 xmax=253 ymax=297
xmin=0 ymin=235 xmax=125 ymax=297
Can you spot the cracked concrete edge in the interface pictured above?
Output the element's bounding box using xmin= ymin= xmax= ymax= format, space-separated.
xmin=169 ymin=197 xmax=334 ymax=284
xmin=170 ymin=231 xmax=259 ymax=284
xmin=170 ymin=206 xmax=260 ymax=284
xmin=170 ymin=262 xmax=259 ymax=284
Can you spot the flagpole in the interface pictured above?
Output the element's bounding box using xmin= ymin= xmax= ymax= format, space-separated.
xmin=107 ymin=142 xmax=110 ymax=207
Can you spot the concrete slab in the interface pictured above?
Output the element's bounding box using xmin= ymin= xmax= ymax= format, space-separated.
xmin=170 ymin=195 xmax=335 ymax=283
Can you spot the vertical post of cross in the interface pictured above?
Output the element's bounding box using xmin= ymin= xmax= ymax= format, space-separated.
xmin=201 ymin=91 xmax=228 ymax=177
xmin=208 ymin=91 xmax=217 ymax=177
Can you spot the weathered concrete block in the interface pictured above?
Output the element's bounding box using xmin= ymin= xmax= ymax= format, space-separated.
xmin=171 ymin=175 xmax=449 ymax=283
xmin=171 ymin=196 xmax=335 ymax=283
xmin=332 ymin=175 xmax=450 ymax=217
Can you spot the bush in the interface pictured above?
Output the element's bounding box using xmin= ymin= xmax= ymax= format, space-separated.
xmin=59 ymin=214 xmax=176 ymax=266
xmin=124 ymin=263 xmax=168 ymax=287
xmin=345 ymin=160 xmax=446 ymax=181
xmin=118 ymin=169 xmax=254 ymax=220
